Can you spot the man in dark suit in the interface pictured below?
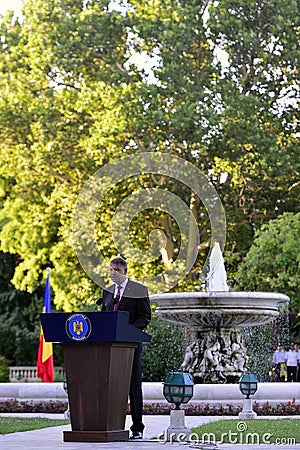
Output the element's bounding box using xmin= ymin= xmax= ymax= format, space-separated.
xmin=102 ymin=257 xmax=151 ymax=439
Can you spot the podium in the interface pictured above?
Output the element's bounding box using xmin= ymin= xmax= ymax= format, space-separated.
xmin=40 ymin=311 xmax=151 ymax=442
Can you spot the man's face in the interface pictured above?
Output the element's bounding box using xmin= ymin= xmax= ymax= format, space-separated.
xmin=110 ymin=263 xmax=127 ymax=285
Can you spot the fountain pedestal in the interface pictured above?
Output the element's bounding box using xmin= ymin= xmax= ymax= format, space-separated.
xmin=182 ymin=327 xmax=248 ymax=384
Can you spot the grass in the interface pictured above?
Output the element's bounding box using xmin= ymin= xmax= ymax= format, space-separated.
xmin=192 ymin=419 xmax=300 ymax=445
xmin=0 ymin=417 xmax=70 ymax=435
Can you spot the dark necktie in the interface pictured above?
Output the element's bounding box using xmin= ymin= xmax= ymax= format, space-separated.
xmin=114 ymin=285 xmax=122 ymax=311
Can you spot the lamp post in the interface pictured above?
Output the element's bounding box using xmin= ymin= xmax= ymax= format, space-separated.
xmin=238 ymin=373 xmax=258 ymax=419
xmin=63 ymin=377 xmax=70 ymax=419
xmin=63 ymin=377 xmax=68 ymax=394
xmin=162 ymin=371 xmax=194 ymax=442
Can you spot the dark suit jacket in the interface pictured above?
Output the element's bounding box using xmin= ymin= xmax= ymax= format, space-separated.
xmin=102 ymin=279 xmax=151 ymax=330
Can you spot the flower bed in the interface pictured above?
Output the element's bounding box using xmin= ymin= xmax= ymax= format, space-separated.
xmin=0 ymin=399 xmax=68 ymax=413
xmin=1 ymin=398 xmax=299 ymax=415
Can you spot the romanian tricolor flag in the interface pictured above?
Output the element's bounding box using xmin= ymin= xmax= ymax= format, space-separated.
xmin=36 ymin=268 xmax=54 ymax=382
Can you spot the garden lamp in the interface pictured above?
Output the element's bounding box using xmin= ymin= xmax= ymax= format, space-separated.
xmin=238 ymin=373 xmax=258 ymax=419
xmin=163 ymin=371 xmax=194 ymax=409
xmin=239 ymin=373 xmax=258 ymax=398
xmin=162 ymin=371 xmax=194 ymax=442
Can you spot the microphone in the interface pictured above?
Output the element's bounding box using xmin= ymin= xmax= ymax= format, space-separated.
xmin=93 ymin=297 xmax=103 ymax=311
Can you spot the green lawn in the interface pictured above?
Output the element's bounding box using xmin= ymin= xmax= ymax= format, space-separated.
xmin=0 ymin=417 xmax=70 ymax=435
xmin=192 ymin=419 xmax=300 ymax=445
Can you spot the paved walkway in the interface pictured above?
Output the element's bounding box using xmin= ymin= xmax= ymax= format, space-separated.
xmin=1 ymin=414 xmax=300 ymax=450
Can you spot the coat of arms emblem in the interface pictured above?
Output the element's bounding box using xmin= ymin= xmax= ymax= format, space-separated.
xmin=66 ymin=314 xmax=91 ymax=341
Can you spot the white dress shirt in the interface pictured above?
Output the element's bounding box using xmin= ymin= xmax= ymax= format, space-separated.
xmin=114 ymin=277 xmax=128 ymax=299
xmin=286 ymin=350 xmax=298 ymax=366
xmin=272 ymin=350 xmax=286 ymax=364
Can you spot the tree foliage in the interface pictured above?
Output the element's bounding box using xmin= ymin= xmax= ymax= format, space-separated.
xmin=235 ymin=212 xmax=300 ymax=313
xmin=0 ymin=0 xmax=298 ymax=312
xmin=0 ymin=252 xmax=41 ymax=365
xmin=236 ymin=213 xmax=300 ymax=342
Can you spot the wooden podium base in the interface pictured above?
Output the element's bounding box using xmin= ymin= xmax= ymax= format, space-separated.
xmin=63 ymin=341 xmax=135 ymax=442
xmin=63 ymin=430 xmax=129 ymax=442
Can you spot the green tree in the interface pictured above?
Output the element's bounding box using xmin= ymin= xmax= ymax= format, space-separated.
xmin=235 ymin=212 xmax=300 ymax=340
xmin=0 ymin=252 xmax=41 ymax=365
xmin=0 ymin=0 xmax=298 ymax=312
xmin=0 ymin=252 xmax=64 ymax=366
xmin=208 ymin=0 xmax=299 ymax=273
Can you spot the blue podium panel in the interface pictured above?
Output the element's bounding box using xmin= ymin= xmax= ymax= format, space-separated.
xmin=40 ymin=311 xmax=151 ymax=344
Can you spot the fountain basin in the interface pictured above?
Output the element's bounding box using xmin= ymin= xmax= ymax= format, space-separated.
xmin=151 ymin=291 xmax=289 ymax=328
xmin=151 ymin=291 xmax=289 ymax=383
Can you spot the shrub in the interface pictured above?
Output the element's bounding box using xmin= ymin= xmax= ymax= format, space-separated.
xmin=142 ymin=315 xmax=184 ymax=382
xmin=0 ymin=355 xmax=9 ymax=382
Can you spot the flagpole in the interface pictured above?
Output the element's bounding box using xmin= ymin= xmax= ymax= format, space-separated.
xmin=36 ymin=268 xmax=55 ymax=382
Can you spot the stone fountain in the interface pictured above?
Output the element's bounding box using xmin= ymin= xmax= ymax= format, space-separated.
xmin=151 ymin=243 xmax=289 ymax=384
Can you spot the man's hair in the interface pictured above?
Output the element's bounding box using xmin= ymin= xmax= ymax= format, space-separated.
xmin=110 ymin=257 xmax=127 ymax=270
